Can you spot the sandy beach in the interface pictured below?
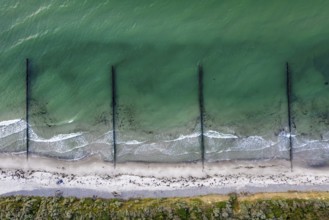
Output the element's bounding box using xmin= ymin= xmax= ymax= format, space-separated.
xmin=0 ymin=154 xmax=328 ymax=199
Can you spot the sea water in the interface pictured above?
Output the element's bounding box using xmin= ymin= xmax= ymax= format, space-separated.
xmin=1 ymin=0 xmax=329 ymax=165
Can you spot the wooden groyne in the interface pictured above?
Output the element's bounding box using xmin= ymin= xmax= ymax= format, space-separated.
xmin=286 ymin=62 xmax=293 ymax=171
xmin=198 ymin=64 xmax=205 ymax=168
xmin=25 ymin=58 xmax=30 ymax=160
xmin=111 ymin=66 xmax=117 ymax=168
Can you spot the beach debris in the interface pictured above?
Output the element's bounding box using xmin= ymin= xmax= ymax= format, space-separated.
xmin=55 ymin=190 xmax=63 ymax=197
xmin=56 ymin=179 xmax=64 ymax=185
xmin=14 ymin=169 xmax=25 ymax=179
xmin=112 ymin=191 xmax=121 ymax=197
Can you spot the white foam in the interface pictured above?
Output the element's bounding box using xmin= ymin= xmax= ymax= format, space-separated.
xmin=92 ymin=130 xmax=114 ymax=146
xmin=27 ymin=5 xmax=51 ymax=18
xmin=223 ymin=135 xmax=276 ymax=152
xmin=121 ymin=140 xmax=145 ymax=145
xmin=278 ymin=131 xmax=296 ymax=138
xmin=56 ymin=143 xmax=90 ymax=154
xmin=52 ymin=116 xmax=77 ymax=125
xmin=30 ymin=132 xmax=84 ymax=143
xmin=0 ymin=119 xmax=22 ymax=126
xmin=10 ymin=5 xmax=51 ymax=30
xmin=162 ymin=130 xmax=237 ymax=143
xmin=292 ymin=137 xmax=329 ymax=152
xmin=164 ymin=132 xmax=200 ymax=142
xmin=11 ymin=30 xmax=49 ymax=49
xmin=204 ymin=130 xmax=238 ymax=139
xmin=0 ymin=119 xmax=26 ymax=139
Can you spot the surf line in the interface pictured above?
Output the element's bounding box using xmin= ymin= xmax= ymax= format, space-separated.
xmin=25 ymin=58 xmax=31 ymax=160
xmin=198 ymin=64 xmax=205 ymax=168
xmin=286 ymin=62 xmax=293 ymax=171
xmin=111 ymin=65 xmax=117 ymax=168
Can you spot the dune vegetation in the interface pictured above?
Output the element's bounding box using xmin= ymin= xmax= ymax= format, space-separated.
xmin=1 ymin=192 xmax=329 ymax=219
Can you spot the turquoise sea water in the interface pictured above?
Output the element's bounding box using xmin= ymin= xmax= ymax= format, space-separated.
xmin=1 ymin=1 xmax=329 ymax=165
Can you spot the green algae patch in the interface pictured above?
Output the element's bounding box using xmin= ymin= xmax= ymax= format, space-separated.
xmin=1 ymin=192 xmax=329 ymax=219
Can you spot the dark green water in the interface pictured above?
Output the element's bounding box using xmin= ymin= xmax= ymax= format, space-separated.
xmin=1 ymin=1 xmax=329 ymax=165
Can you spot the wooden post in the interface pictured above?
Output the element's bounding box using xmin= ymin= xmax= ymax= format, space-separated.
xmin=286 ymin=62 xmax=293 ymax=171
xmin=198 ymin=64 xmax=205 ymax=168
xmin=111 ymin=66 xmax=117 ymax=168
xmin=26 ymin=58 xmax=30 ymax=160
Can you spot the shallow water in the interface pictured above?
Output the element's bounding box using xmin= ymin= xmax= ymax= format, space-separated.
xmin=1 ymin=1 xmax=329 ymax=165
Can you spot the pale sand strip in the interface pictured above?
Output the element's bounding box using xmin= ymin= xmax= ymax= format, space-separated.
xmin=0 ymin=154 xmax=328 ymax=198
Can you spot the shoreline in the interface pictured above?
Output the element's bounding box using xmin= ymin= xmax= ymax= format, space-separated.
xmin=3 ymin=185 xmax=329 ymax=200
xmin=0 ymin=154 xmax=329 ymax=199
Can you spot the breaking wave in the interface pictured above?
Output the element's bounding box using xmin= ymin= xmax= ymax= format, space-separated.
xmin=0 ymin=118 xmax=329 ymax=162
